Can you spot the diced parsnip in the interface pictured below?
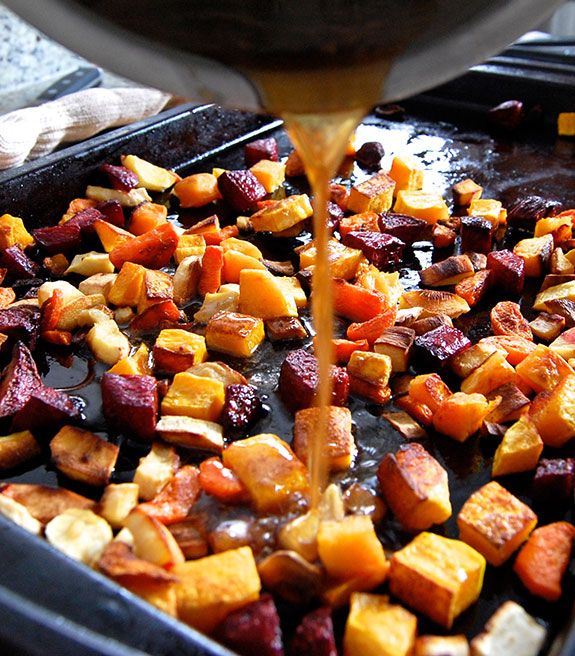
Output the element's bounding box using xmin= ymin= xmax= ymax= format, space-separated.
xmin=45 ymin=508 xmax=113 ymax=565
xmin=452 ymin=178 xmax=483 ymax=207
xmin=86 ymin=318 xmax=130 ymax=365
xmin=86 ymin=185 xmax=152 ymax=207
xmin=174 ymin=546 xmax=261 ymax=633
xmin=533 ymin=280 xmax=575 ymax=311
xmin=65 ymin=251 xmax=114 ymax=276
xmin=374 ymin=327 xmax=415 ymax=372
xmin=98 ymin=483 xmax=140 ymax=529
xmin=0 ymin=430 xmax=41 ymax=471
xmin=37 ymin=280 xmax=84 ymax=307
xmin=250 ymin=194 xmax=312 ymax=232
xmin=56 ymin=293 xmax=108 ymax=331
xmin=0 ymin=495 xmax=42 ymax=534
xmin=513 ymin=235 xmax=553 ymax=278
xmin=153 ymin=329 xmax=207 ymax=374
xmin=78 ymin=272 xmax=117 ymax=298
xmin=193 ymin=286 xmax=239 ymax=323
xmin=460 ymin=351 xmax=517 ymax=395
xmin=457 ymin=481 xmax=537 ymax=567
xmin=133 ymin=442 xmax=180 ymax=501
xmin=161 ymin=372 xmax=225 ymax=422
xmin=348 ymin=172 xmax=396 ymax=214
xmin=549 ymin=326 xmax=575 ymax=360
xmin=393 ymin=190 xmax=449 ymax=224
xmin=155 ymin=415 xmax=224 ymax=453
xmin=172 ymin=255 xmax=201 ymax=306
xmin=415 ymin=635 xmax=470 ymax=656
xmin=450 ymin=342 xmax=499 ymax=378
xmin=206 ymin=310 xmax=265 ymax=358
xmin=388 ymin=154 xmax=424 ymax=192
xmin=347 ymin=350 xmax=392 ymax=386
xmin=389 ymin=532 xmax=485 ymax=629
xmin=400 ymin=290 xmax=470 ymax=318
xmin=186 ymin=361 xmax=247 ymax=387
xmin=121 ymin=154 xmax=179 ymax=192
xmin=125 ymin=508 xmax=184 ymax=568
xmin=344 ymin=592 xmax=417 ymax=656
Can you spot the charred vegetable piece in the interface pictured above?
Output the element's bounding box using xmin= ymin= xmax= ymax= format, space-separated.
xmin=355 ymin=141 xmax=384 ymax=170
xmin=486 ymin=249 xmax=525 ymax=296
xmin=138 ymin=465 xmax=201 ymax=525
xmin=342 ymin=231 xmax=405 ymax=270
xmin=0 ymin=430 xmax=41 ymax=470
xmin=413 ymin=325 xmax=471 ymax=371
xmin=109 ymin=222 xmax=179 ymax=270
xmin=532 ymin=458 xmax=575 ymax=506
xmin=419 ymin=255 xmax=474 ymax=287
xmin=218 ymin=170 xmax=267 ymax=213
xmin=265 ymin=316 xmax=308 ymax=342
xmin=507 ymin=195 xmax=562 ymax=227
xmin=348 ymin=171 xmax=395 ymax=214
xmin=0 ymin=245 xmax=40 ymax=280
xmin=279 ymin=349 xmax=349 ymax=412
xmin=221 ymin=384 xmax=262 ymax=433
xmin=215 ymin=593 xmax=284 ymax=656
xmin=101 ymin=373 xmax=158 ymax=441
xmin=0 ymin=342 xmax=42 ymax=419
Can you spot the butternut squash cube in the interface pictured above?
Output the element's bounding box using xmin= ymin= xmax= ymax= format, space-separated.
xmin=174 ymin=546 xmax=261 ymax=633
xmin=408 ymin=373 xmax=452 ymax=413
xmin=450 ymin=342 xmax=499 ymax=378
xmin=515 ymin=343 xmax=573 ymax=393
xmin=98 ymin=483 xmax=139 ymax=529
xmin=452 ymin=178 xmax=483 ymax=207
xmin=108 ymin=262 xmax=146 ymax=307
xmin=529 ymin=373 xmax=575 ymax=447
xmin=293 ymin=406 xmax=355 ymax=472
xmin=108 ymin=343 xmax=151 ymax=376
xmin=250 ymin=194 xmax=312 ymax=232
xmin=433 ymin=392 xmax=493 ymax=442
xmin=94 ymin=219 xmax=134 ymax=253
xmin=275 ymin=276 xmax=307 ymax=309
xmin=388 ymin=154 xmax=424 ymax=193
xmin=389 ymin=532 xmax=485 ymax=629
xmin=468 ymin=198 xmax=504 ymax=229
xmin=318 ymin=515 xmax=388 ymax=582
xmin=393 ymin=191 xmax=449 ymax=225
xmin=223 ymin=433 xmax=309 ymax=513
xmin=378 ymin=443 xmax=451 ymax=531
xmin=492 ymin=415 xmax=543 ymax=477
xmin=161 ymin=372 xmax=225 ymax=422
xmin=343 ymin=592 xmax=417 ymax=656
xmin=239 ymin=269 xmax=298 ymax=319
xmin=249 ymin=159 xmax=286 ymax=193
xmin=513 ymin=234 xmax=553 ymax=278
xmin=174 ymin=233 xmax=206 ymax=264
xmin=222 ymin=249 xmax=266 ymax=283
xmin=298 ymin=238 xmax=364 ymax=280
xmin=457 ymin=481 xmax=537 ymax=566
xmin=0 ymin=214 xmax=34 ymax=250
xmin=220 ymin=236 xmax=263 ymax=260
xmin=155 ymin=415 xmax=223 ymax=453
xmin=137 ymin=269 xmax=173 ymax=314
xmin=153 ymin=329 xmax=207 ymax=374
xmin=348 ymin=172 xmax=396 ymax=214
xmin=460 ymin=351 xmax=517 ymax=396
xmin=173 ymin=255 xmax=201 ymax=306
xmin=205 ymin=310 xmax=264 ymax=357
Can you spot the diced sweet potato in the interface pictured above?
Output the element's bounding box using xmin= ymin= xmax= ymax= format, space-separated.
xmin=153 ymin=328 xmax=207 ymax=374
xmin=457 ymin=481 xmax=537 ymax=566
xmin=137 ymin=269 xmax=173 ymax=314
xmin=529 ymin=373 xmax=575 ymax=447
xmin=378 ymin=443 xmax=451 ymax=531
xmin=513 ymin=234 xmax=553 ymax=278
xmin=454 ymin=269 xmax=493 ymax=307
xmin=250 ymin=194 xmax=312 ymax=233
xmin=433 ymin=392 xmax=493 ymax=442
xmin=206 ymin=310 xmax=265 ymax=358
xmin=298 ymin=238 xmax=363 ymax=281
xmin=408 ymin=373 xmax=452 ymax=412
xmin=388 ymin=154 xmax=423 ymax=192
xmin=490 ymin=301 xmax=533 ymax=340
xmin=389 ymin=532 xmax=485 ymax=628
xmin=101 ymin=373 xmax=158 ymax=441
xmin=161 ymin=372 xmax=225 ymax=422
xmin=223 ymin=433 xmax=309 ymax=513
xmin=239 ymin=269 xmax=298 ymax=319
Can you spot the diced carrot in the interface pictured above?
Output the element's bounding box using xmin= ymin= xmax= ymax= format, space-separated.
xmin=185 ymin=215 xmax=221 ymax=241
xmin=346 ymin=309 xmax=397 ymax=344
xmin=333 ymin=338 xmax=370 ymax=364
xmin=349 ymin=375 xmax=391 ymax=404
xmin=40 ymin=288 xmax=64 ymax=332
xmin=129 ymin=300 xmax=181 ymax=332
xmin=109 ymin=222 xmax=179 ymax=269
xmin=396 ymin=394 xmax=433 ymax=426
xmin=129 ymin=201 xmax=168 ymax=236
xmin=433 ymin=224 xmax=457 ymax=248
xmin=42 ymin=329 xmax=73 ymax=346
xmin=138 ymin=465 xmax=201 ymax=525
xmin=222 ymin=249 xmax=266 ymax=283
xmin=480 ymin=335 xmax=537 ymax=365
xmin=206 ymin=224 xmax=240 ymax=245
xmin=0 ymin=287 xmax=16 ymax=309
xmin=174 ymin=173 xmax=222 ymax=208
xmin=198 ymin=245 xmax=224 ymax=296
xmin=332 ymin=279 xmax=386 ymax=323
xmin=513 ymin=521 xmax=575 ymax=601
xmin=198 ymin=457 xmax=249 ymax=504
xmin=339 ymin=212 xmax=380 ymax=238
xmin=557 ymin=209 xmax=575 ymax=227
xmin=491 ymin=301 xmax=533 ymax=341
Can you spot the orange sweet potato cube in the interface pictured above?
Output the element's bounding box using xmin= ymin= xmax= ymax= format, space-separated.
xmin=377 ymin=443 xmax=451 ymax=531
xmin=161 ymin=372 xmax=225 ymax=422
xmin=457 ymin=481 xmax=537 ymax=566
xmin=348 ymin=172 xmax=396 ymax=214
xmin=205 ymin=310 xmax=265 ymax=358
xmin=460 ymin=351 xmax=517 ymax=395
xmin=529 ymin=373 xmax=575 ymax=447
xmin=433 ymin=392 xmax=494 ymax=442
xmin=293 ymin=406 xmax=355 ymax=472
xmin=515 ymin=343 xmax=574 ymax=393
xmin=223 ymin=433 xmax=309 ymax=513
xmin=389 ymin=532 xmax=485 ymax=629
xmin=408 ymin=373 xmax=452 ymax=413
xmin=137 ymin=269 xmax=173 ymax=314
xmin=153 ymin=329 xmax=207 ymax=374
xmin=107 ymin=261 xmax=145 ymax=307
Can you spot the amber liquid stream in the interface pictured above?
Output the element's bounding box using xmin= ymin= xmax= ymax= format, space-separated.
xmin=255 ymin=64 xmax=387 ymax=506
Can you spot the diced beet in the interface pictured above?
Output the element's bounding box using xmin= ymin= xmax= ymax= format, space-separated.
xmin=378 ymin=212 xmax=432 ymax=244
xmin=0 ymin=342 xmax=42 ymax=419
xmin=532 ymin=458 xmax=575 ymax=505
xmin=343 ymin=231 xmax=404 ymax=270
xmin=101 ymin=373 xmax=158 ymax=441
xmin=33 ymin=222 xmax=82 ymax=255
xmin=11 ymin=386 xmax=81 ymax=432
xmin=0 ymin=245 xmax=40 ymax=280
xmin=100 ymin=163 xmax=139 ymax=192
xmin=326 ymin=201 xmax=344 ymax=231
xmin=265 ymin=317 xmax=308 ymax=342
xmin=66 ymin=207 xmax=106 ymax=235
xmin=262 ymin=260 xmax=295 ymax=277
xmin=507 ymin=195 xmax=563 ymax=228
xmin=215 ymin=594 xmax=284 ymax=656
xmin=289 ymin=607 xmax=337 ymax=656
xmin=279 ymin=349 xmax=349 ymax=412
xmin=413 ymin=325 xmax=471 ymax=371
xmin=244 ymin=138 xmax=279 ymax=167
xmin=295 ymin=268 xmax=313 ymax=293
xmin=355 ymin=141 xmax=385 ymax=170
xmin=97 ymin=200 xmax=125 ymax=227
xmin=221 ymin=384 xmax=262 ymax=433
xmin=487 ymin=100 xmax=524 ymax=132
xmin=486 ymin=249 xmax=525 ymax=296
xmin=0 ymin=306 xmax=40 ymax=349
xmin=374 ymin=103 xmax=406 ymax=121
xmin=460 ymin=216 xmax=492 ymax=254
xmin=217 ymin=170 xmax=267 ymax=213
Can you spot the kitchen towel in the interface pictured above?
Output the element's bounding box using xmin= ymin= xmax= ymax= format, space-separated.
xmin=0 ymin=87 xmax=171 ymax=170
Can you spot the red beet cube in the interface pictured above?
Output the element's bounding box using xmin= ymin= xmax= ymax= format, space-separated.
xmin=532 ymin=458 xmax=575 ymax=505
xmin=0 ymin=306 xmax=40 ymax=349
xmin=507 ymin=195 xmax=562 ymax=228
xmin=97 ymin=200 xmax=125 ymax=227
xmin=0 ymin=342 xmax=42 ymax=419
xmin=33 ymin=222 xmax=82 ymax=255
xmin=221 ymin=384 xmax=262 ymax=433
xmin=279 ymin=349 xmax=349 ymax=412
xmin=217 ymin=170 xmax=267 ymax=213
xmin=244 ymin=138 xmax=279 ymax=167
xmin=215 ymin=594 xmax=284 ymax=656
xmin=486 ymin=249 xmax=525 ymax=296
xmin=326 ymin=202 xmax=344 ymax=231
xmin=101 ymin=373 xmax=158 ymax=441
xmin=460 ymin=216 xmax=492 ymax=254
xmin=413 ymin=325 xmax=471 ymax=371
xmin=100 ymin=163 xmax=139 ymax=192
xmin=0 ymin=245 xmax=40 ymax=280
xmin=289 ymin=607 xmax=337 ymax=656
xmin=343 ymin=231 xmax=405 ymax=270
xmin=12 ymin=386 xmax=81 ymax=432
xmin=378 ymin=212 xmax=432 ymax=244
xmin=67 ymin=207 xmax=106 ymax=235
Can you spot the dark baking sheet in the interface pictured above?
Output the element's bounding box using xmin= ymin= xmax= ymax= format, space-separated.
xmin=0 ymin=70 xmax=574 ymax=656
